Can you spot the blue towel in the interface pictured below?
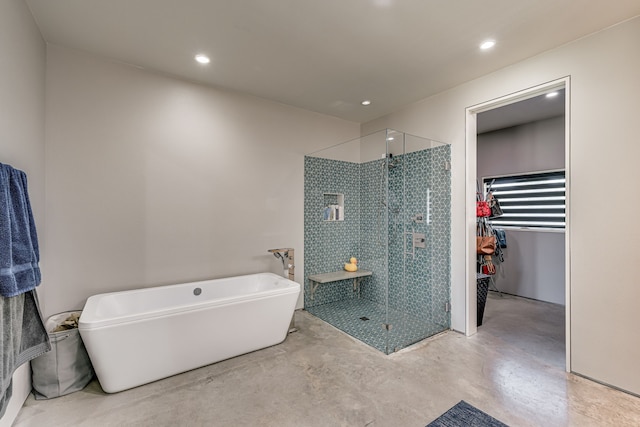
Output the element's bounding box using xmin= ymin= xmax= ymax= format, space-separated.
xmin=0 ymin=163 xmax=41 ymax=297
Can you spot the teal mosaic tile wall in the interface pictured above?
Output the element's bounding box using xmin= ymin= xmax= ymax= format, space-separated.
xmin=358 ymin=159 xmax=388 ymax=306
xmin=385 ymin=145 xmax=451 ymax=332
xmin=304 ymin=157 xmax=362 ymax=307
xmin=427 ymin=144 xmax=452 ymax=328
xmin=304 ymin=143 xmax=451 ymax=352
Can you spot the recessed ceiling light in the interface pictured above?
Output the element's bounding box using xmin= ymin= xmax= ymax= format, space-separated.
xmin=195 ymin=54 xmax=210 ymax=64
xmin=480 ymin=40 xmax=496 ymax=50
xmin=361 ymin=100 xmax=371 ymax=106
xmin=386 ymin=137 xmax=394 ymax=141
xmin=546 ymin=91 xmax=559 ymax=98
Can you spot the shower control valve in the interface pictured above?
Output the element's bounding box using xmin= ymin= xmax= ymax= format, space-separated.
xmin=413 ymin=233 xmax=426 ymax=249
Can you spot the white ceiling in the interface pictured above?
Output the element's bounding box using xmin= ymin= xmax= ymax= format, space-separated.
xmin=26 ymin=0 xmax=640 ymax=123
xmin=477 ymin=89 xmax=565 ymax=134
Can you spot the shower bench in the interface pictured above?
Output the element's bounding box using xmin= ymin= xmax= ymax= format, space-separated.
xmin=307 ymin=270 xmax=372 ymax=300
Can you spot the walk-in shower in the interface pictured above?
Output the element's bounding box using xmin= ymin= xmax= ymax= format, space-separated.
xmin=304 ymin=129 xmax=451 ymax=354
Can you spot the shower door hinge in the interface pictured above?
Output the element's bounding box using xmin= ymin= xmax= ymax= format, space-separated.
xmin=444 ymin=160 xmax=451 ymax=171
xmin=382 ymin=323 xmax=392 ymax=331
xmin=445 ymin=302 xmax=451 ymax=312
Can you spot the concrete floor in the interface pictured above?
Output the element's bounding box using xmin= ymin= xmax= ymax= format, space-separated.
xmin=13 ymin=293 xmax=640 ymax=426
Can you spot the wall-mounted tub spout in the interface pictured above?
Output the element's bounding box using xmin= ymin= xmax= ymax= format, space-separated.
xmin=268 ymin=248 xmax=294 ymax=281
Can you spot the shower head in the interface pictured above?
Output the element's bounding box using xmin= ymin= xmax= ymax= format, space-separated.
xmin=381 ymin=153 xmax=400 ymax=169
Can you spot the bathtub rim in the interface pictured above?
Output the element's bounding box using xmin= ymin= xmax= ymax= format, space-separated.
xmin=79 ymin=272 xmax=300 ymax=330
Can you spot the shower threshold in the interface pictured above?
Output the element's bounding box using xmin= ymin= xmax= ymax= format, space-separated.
xmin=306 ymin=298 xmax=447 ymax=354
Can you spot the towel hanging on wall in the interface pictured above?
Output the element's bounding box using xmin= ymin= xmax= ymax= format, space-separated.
xmin=0 ymin=290 xmax=51 ymax=418
xmin=0 ymin=163 xmax=41 ymax=297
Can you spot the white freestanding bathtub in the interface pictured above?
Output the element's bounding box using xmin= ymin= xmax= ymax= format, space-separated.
xmin=78 ymin=272 xmax=300 ymax=393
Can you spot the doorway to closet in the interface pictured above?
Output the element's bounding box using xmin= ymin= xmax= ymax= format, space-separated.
xmin=465 ymin=78 xmax=570 ymax=371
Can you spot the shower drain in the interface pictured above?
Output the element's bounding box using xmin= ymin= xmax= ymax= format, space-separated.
xmin=359 ymin=316 xmax=370 ymax=321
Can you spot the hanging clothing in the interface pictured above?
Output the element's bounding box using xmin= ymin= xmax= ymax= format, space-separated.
xmin=494 ymin=228 xmax=507 ymax=249
xmin=0 ymin=163 xmax=41 ymax=297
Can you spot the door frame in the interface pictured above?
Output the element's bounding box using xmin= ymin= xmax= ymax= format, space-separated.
xmin=464 ymin=77 xmax=571 ymax=372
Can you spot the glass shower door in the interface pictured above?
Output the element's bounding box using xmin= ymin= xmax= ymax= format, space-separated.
xmin=387 ymin=132 xmax=452 ymax=352
xmin=383 ymin=130 xmax=405 ymax=353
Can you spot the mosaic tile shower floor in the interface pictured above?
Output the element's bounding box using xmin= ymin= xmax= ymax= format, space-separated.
xmin=306 ymin=298 xmax=448 ymax=354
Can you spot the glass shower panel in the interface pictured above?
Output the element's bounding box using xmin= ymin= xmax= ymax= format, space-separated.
xmin=303 ymin=129 xmax=450 ymax=355
xmin=384 ymin=130 xmax=406 ymax=353
xmin=390 ymin=134 xmax=452 ymax=351
xmin=426 ymin=138 xmax=452 ymax=336
xmin=304 ymin=130 xmax=392 ymax=353
xmin=357 ymin=130 xmax=392 ymax=352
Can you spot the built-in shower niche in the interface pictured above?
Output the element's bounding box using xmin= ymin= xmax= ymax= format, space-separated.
xmin=322 ymin=193 xmax=344 ymax=221
xmin=304 ymin=128 xmax=451 ymax=354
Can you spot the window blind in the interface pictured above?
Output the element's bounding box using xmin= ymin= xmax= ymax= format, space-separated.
xmin=483 ymin=170 xmax=566 ymax=230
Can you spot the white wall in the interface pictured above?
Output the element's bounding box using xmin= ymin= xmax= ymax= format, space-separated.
xmin=478 ymin=117 xmax=566 ymax=304
xmin=477 ymin=116 xmax=565 ymax=177
xmin=0 ymin=1 xmax=46 ymax=242
xmin=44 ymin=45 xmax=359 ymax=316
xmin=494 ymin=230 xmax=565 ymax=304
xmin=363 ymin=17 xmax=640 ymax=395
xmin=0 ymin=0 xmax=46 ymax=425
